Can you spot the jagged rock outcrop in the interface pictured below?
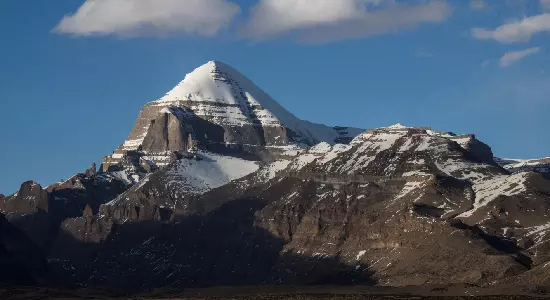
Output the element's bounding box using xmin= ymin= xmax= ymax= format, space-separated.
xmin=82 ymin=204 xmax=93 ymax=217
xmin=84 ymin=163 xmax=97 ymax=178
xmin=0 ymin=181 xmax=49 ymax=214
xmin=46 ymin=172 xmax=130 ymax=218
xmin=58 ymin=214 xmax=115 ymax=245
xmin=449 ymin=134 xmax=496 ymax=165
xmin=0 ymin=170 xmax=130 ymax=252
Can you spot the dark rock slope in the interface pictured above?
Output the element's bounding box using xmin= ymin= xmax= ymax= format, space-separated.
xmin=39 ymin=124 xmax=550 ymax=291
xmin=0 ymin=213 xmax=53 ymax=286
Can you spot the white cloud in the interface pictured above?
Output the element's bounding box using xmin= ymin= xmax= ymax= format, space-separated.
xmin=242 ymin=0 xmax=452 ymax=43
xmin=53 ymin=0 xmax=240 ymax=37
xmin=499 ymin=47 xmax=541 ymax=67
xmin=472 ymin=13 xmax=550 ymax=43
xmin=542 ymin=0 xmax=550 ymax=10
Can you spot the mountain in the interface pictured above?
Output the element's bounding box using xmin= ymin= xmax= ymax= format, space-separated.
xmin=101 ymin=61 xmax=363 ymax=173
xmin=45 ymin=124 xmax=550 ymax=290
xmin=1 ymin=61 xmax=550 ymax=292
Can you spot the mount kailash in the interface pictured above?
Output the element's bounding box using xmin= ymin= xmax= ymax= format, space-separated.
xmin=1 ymin=61 xmax=549 ymax=291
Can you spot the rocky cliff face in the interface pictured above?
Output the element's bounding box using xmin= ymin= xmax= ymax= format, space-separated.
xmin=141 ymin=108 xmax=195 ymax=153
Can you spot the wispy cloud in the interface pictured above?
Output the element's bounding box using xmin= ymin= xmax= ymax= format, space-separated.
xmin=499 ymin=47 xmax=541 ymax=67
xmin=242 ymin=0 xmax=452 ymax=43
xmin=53 ymin=0 xmax=240 ymax=37
xmin=542 ymin=0 xmax=550 ymax=11
xmin=472 ymin=13 xmax=550 ymax=43
xmin=470 ymin=0 xmax=487 ymax=10
xmin=416 ymin=50 xmax=434 ymax=58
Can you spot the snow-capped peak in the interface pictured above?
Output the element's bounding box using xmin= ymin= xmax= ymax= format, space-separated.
xmin=101 ymin=61 xmax=363 ymax=171
xmin=386 ymin=123 xmax=409 ymax=130
xmin=158 ymin=60 xmax=243 ymax=105
xmin=151 ymin=60 xmax=362 ymax=145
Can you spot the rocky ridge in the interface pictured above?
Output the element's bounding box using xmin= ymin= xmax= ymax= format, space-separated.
xmin=496 ymin=157 xmax=550 ymax=178
xmin=36 ymin=124 xmax=550 ymax=290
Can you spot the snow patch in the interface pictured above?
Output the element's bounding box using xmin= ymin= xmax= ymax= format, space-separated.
xmin=164 ymin=151 xmax=259 ymax=195
xmin=356 ymin=250 xmax=367 ymax=260
xmin=459 ymin=172 xmax=529 ymax=217
xmin=257 ymin=159 xmax=291 ymax=181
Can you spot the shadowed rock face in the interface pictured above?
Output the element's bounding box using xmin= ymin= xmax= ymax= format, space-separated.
xmin=0 ymin=213 xmax=53 ymax=286
xmin=0 ymin=170 xmax=130 ymax=253
xmin=455 ymin=135 xmax=497 ymax=165
xmin=46 ymin=172 xmax=130 ymax=218
xmin=142 ymin=110 xmax=193 ymax=153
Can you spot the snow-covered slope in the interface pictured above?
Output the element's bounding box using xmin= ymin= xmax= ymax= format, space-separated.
xmin=106 ymin=151 xmax=259 ymax=205
xmin=496 ymin=157 xmax=550 ymax=175
xmin=256 ymin=124 xmax=539 ymax=220
xmin=100 ymin=151 xmax=259 ymax=221
xmin=162 ymin=152 xmax=259 ymax=195
xmin=313 ymin=124 xmax=500 ymax=179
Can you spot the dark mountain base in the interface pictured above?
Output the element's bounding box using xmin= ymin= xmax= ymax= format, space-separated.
xmin=2 ymin=285 xmax=550 ymax=300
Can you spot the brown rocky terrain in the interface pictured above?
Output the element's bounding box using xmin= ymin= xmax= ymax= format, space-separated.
xmin=34 ymin=125 xmax=550 ymax=291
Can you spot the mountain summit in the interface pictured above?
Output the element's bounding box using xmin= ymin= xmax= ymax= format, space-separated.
xmin=101 ymin=61 xmax=362 ymax=172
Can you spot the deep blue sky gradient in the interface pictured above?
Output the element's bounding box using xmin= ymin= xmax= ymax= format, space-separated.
xmin=1 ymin=0 xmax=549 ymax=193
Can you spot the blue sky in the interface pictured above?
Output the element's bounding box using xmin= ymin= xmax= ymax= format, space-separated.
xmin=1 ymin=0 xmax=549 ymax=194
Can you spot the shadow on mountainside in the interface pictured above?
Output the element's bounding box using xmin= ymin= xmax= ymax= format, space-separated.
xmin=48 ymin=197 xmax=376 ymax=292
xmin=0 ymin=213 xmax=55 ymax=287
xmin=449 ymin=219 xmax=532 ymax=268
xmin=1 ymin=175 xmax=129 ymax=254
